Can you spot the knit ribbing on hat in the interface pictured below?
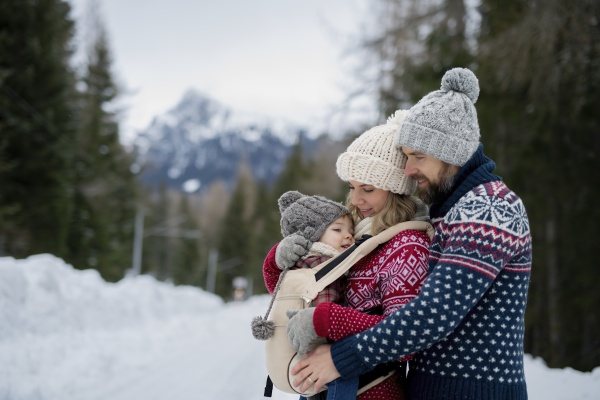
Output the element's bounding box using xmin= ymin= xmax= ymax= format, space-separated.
xmin=336 ymin=110 xmax=416 ymax=195
xmin=397 ymin=68 xmax=481 ymax=167
xmin=278 ymin=191 xmax=350 ymax=243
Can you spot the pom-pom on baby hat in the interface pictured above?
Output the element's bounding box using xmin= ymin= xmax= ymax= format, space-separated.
xmin=278 ymin=191 xmax=350 ymax=243
xmin=336 ymin=110 xmax=416 ymax=195
xmin=397 ymin=67 xmax=481 ymax=166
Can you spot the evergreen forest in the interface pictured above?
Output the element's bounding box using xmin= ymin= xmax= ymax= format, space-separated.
xmin=1 ymin=0 xmax=599 ymax=372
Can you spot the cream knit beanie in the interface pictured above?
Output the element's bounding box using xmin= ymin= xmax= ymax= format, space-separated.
xmin=336 ymin=110 xmax=416 ymax=195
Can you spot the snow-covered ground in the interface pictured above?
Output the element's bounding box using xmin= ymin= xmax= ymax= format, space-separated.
xmin=1 ymin=254 xmax=599 ymax=400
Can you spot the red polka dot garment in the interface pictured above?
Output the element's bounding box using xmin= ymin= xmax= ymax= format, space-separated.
xmin=263 ymin=229 xmax=431 ymax=399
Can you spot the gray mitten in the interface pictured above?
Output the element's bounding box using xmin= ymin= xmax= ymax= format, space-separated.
xmin=275 ymin=233 xmax=311 ymax=270
xmin=286 ymin=308 xmax=320 ymax=355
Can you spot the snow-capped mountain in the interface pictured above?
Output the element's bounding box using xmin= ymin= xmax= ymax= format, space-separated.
xmin=133 ymin=89 xmax=319 ymax=193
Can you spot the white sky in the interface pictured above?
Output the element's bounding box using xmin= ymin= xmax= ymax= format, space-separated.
xmin=2 ymin=254 xmax=600 ymax=399
xmin=68 ymin=0 xmax=372 ymax=144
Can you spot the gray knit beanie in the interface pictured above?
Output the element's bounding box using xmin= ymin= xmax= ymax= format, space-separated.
xmin=336 ymin=110 xmax=416 ymax=195
xmin=278 ymin=191 xmax=350 ymax=243
xmin=397 ymin=67 xmax=481 ymax=166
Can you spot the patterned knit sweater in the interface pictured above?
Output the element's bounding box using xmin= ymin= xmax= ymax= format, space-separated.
xmin=262 ymin=229 xmax=431 ymax=399
xmin=329 ymin=147 xmax=533 ymax=399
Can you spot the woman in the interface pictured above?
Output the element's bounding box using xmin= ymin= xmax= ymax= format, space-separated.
xmin=262 ymin=110 xmax=432 ymax=400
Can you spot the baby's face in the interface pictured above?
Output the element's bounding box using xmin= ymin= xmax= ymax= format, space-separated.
xmin=319 ymin=215 xmax=355 ymax=252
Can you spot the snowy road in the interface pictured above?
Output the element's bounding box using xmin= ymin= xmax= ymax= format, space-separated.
xmin=78 ymin=297 xmax=295 ymax=400
xmin=2 ymin=255 xmax=599 ymax=400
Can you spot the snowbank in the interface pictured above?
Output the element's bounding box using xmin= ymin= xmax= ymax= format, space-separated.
xmin=1 ymin=254 xmax=599 ymax=400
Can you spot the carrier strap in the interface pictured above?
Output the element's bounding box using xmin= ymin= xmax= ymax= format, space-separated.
xmin=263 ymin=375 xmax=273 ymax=397
xmin=314 ymin=234 xmax=371 ymax=281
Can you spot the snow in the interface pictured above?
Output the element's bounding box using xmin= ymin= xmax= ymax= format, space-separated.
xmin=1 ymin=254 xmax=599 ymax=400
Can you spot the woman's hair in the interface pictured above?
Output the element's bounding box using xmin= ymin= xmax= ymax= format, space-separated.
xmin=346 ymin=191 xmax=417 ymax=235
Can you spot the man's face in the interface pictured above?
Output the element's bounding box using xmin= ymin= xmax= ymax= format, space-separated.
xmin=401 ymin=146 xmax=459 ymax=204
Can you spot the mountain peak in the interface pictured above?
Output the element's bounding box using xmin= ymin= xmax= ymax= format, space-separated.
xmin=133 ymin=88 xmax=319 ymax=193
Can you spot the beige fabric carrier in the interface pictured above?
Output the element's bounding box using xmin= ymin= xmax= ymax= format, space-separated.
xmin=264 ymin=220 xmax=434 ymax=396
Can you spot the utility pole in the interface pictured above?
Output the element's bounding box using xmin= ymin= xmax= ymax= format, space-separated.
xmin=129 ymin=207 xmax=201 ymax=277
xmin=206 ymin=248 xmax=218 ymax=293
xmin=131 ymin=207 xmax=145 ymax=276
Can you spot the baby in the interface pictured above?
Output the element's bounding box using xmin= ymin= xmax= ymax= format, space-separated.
xmin=277 ymin=190 xmax=355 ymax=305
xmin=252 ymin=190 xmax=354 ymax=340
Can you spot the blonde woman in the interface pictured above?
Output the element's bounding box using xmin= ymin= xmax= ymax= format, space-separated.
xmin=262 ymin=111 xmax=432 ymax=400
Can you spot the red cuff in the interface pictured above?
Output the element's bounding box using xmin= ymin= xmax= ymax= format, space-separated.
xmin=313 ymin=302 xmax=333 ymax=337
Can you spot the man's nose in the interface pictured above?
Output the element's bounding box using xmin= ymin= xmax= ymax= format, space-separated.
xmin=405 ymin=160 xmax=417 ymax=176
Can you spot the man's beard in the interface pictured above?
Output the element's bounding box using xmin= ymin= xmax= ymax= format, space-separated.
xmin=417 ymin=164 xmax=455 ymax=205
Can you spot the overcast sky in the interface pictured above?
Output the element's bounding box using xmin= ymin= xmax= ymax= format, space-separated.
xmin=68 ymin=0 xmax=371 ymax=143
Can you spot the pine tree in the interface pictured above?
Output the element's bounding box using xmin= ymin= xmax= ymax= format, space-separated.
xmin=194 ymin=180 xmax=229 ymax=289
xmin=476 ymin=0 xmax=600 ymax=370
xmin=248 ymin=179 xmax=281 ymax=295
xmin=216 ymin=162 xmax=256 ymax=298
xmin=67 ymin=3 xmax=138 ymax=279
xmin=0 ymin=0 xmax=78 ymax=257
xmin=300 ymin=134 xmax=348 ymax=201
xmin=170 ymin=194 xmax=203 ymax=286
xmin=354 ymin=0 xmax=474 ymax=117
xmin=271 ymin=134 xmax=313 ymax=199
xmin=144 ymin=183 xmax=173 ymax=280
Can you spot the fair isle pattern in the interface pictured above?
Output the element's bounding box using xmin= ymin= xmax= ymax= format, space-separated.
xmin=377 ymin=232 xmax=430 ymax=313
xmin=430 ymin=181 xmax=532 ymax=280
xmin=344 ymin=230 xmax=430 ymax=315
xmin=330 ymin=181 xmax=532 ymax=399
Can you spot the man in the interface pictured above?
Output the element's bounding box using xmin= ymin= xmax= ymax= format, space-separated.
xmin=289 ymin=67 xmax=533 ymax=399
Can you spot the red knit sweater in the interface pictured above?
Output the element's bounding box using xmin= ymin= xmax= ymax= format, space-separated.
xmin=262 ymin=229 xmax=431 ymax=399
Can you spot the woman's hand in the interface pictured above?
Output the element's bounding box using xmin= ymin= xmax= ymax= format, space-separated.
xmin=290 ymin=344 xmax=341 ymax=393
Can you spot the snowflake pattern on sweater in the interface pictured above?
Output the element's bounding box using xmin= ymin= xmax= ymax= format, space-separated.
xmin=343 ymin=230 xmax=430 ymax=316
xmin=331 ymin=181 xmax=532 ymax=399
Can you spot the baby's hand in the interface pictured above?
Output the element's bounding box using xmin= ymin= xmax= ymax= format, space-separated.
xmin=275 ymin=233 xmax=310 ymax=270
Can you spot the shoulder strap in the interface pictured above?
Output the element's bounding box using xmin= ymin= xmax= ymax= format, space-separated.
xmin=311 ymin=220 xmax=433 ymax=294
xmin=313 ymin=233 xmax=372 ymax=281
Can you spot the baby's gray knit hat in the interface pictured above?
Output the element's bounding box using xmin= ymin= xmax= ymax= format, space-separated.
xmin=278 ymin=191 xmax=350 ymax=243
xmin=397 ymin=67 xmax=481 ymax=166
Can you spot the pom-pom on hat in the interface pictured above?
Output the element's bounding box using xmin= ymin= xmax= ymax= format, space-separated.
xmin=278 ymin=190 xmax=350 ymax=243
xmin=336 ymin=110 xmax=416 ymax=195
xmin=397 ymin=67 xmax=481 ymax=166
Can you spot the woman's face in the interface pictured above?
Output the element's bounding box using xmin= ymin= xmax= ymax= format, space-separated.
xmin=347 ymin=180 xmax=390 ymax=218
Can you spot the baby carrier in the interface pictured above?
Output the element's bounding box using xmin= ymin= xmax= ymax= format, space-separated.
xmin=252 ymin=220 xmax=434 ymax=397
